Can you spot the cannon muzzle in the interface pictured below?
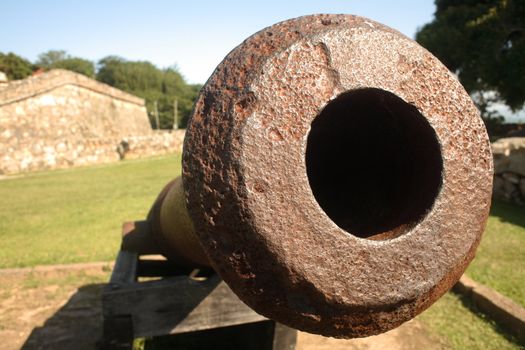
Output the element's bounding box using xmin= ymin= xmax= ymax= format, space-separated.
xmin=132 ymin=14 xmax=493 ymax=338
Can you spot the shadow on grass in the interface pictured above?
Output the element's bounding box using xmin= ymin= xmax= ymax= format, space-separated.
xmin=490 ymin=200 xmax=525 ymax=227
xmin=453 ymin=291 xmax=524 ymax=347
xmin=21 ymin=284 xmax=104 ymax=350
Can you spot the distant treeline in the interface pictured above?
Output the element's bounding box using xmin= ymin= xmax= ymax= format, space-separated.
xmin=0 ymin=50 xmax=201 ymax=129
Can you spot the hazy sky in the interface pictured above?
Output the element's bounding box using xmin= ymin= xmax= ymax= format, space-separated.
xmin=1 ymin=0 xmax=436 ymax=84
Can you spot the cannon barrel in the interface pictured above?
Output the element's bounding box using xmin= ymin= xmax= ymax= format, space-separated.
xmin=140 ymin=14 xmax=493 ymax=338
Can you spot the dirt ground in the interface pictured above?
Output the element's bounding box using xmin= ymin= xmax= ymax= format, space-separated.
xmin=297 ymin=321 xmax=444 ymax=350
xmin=0 ymin=264 xmax=110 ymax=350
xmin=0 ymin=264 xmax=444 ymax=350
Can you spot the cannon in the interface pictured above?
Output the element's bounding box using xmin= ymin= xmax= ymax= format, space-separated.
xmin=124 ymin=14 xmax=493 ymax=339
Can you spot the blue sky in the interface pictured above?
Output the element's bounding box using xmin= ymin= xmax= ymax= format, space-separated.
xmin=1 ymin=0 xmax=436 ymax=84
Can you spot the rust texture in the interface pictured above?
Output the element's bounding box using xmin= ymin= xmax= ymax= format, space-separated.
xmin=181 ymin=14 xmax=493 ymax=337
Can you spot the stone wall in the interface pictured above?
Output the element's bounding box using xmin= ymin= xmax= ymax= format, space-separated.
xmin=119 ymin=130 xmax=185 ymax=160
xmin=492 ymin=137 xmax=525 ymax=205
xmin=0 ymin=70 xmax=185 ymax=174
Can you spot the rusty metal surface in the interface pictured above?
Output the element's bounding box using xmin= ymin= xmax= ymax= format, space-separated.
xmin=182 ymin=14 xmax=493 ymax=337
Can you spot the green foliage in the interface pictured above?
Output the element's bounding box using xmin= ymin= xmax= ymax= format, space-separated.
xmin=36 ymin=50 xmax=68 ymax=67
xmin=97 ymin=57 xmax=200 ymax=128
xmin=416 ymin=0 xmax=525 ymax=122
xmin=36 ymin=50 xmax=95 ymax=78
xmin=0 ymin=52 xmax=34 ymax=80
xmin=52 ymin=58 xmax=95 ymax=78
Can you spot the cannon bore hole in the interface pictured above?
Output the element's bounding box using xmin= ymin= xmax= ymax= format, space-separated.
xmin=306 ymin=88 xmax=443 ymax=240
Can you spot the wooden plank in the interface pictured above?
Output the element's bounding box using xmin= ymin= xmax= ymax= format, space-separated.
xmin=120 ymin=221 xmax=160 ymax=255
xmin=143 ymin=320 xmax=278 ymax=349
xmin=101 ymin=315 xmax=134 ymax=350
xmin=109 ymin=250 xmax=138 ymax=285
xmin=142 ymin=281 xmax=267 ymax=336
xmin=103 ymin=275 xmax=193 ymax=315
xmin=102 ymin=274 xmax=267 ymax=337
xmin=101 ymin=248 xmax=290 ymax=346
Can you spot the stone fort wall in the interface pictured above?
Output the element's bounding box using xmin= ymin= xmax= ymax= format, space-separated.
xmin=0 ymin=69 xmax=184 ymax=174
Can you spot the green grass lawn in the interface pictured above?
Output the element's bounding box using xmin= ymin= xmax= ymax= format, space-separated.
xmin=466 ymin=200 xmax=525 ymax=307
xmin=0 ymin=155 xmax=181 ymax=268
xmin=418 ymin=292 xmax=523 ymax=350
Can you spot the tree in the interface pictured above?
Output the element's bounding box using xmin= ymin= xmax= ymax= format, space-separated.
xmin=159 ymin=67 xmax=201 ymax=128
xmin=36 ymin=50 xmax=68 ymax=67
xmin=52 ymin=58 xmax=95 ymax=78
xmin=0 ymin=52 xmax=34 ymax=80
xmin=37 ymin=50 xmax=95 ymax=78
xmin=97 ymin=57 xmax=200 ymax=128
xmin=416 ymin=0 xmax=525 ymax=121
